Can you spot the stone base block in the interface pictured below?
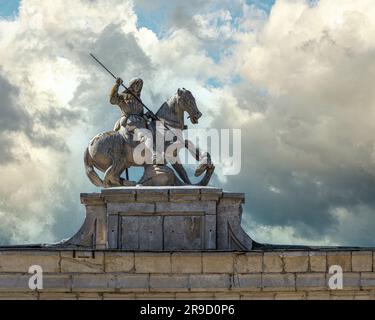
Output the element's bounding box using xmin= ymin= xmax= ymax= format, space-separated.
xmin=60 ymin=187 xmax=253 ymax=251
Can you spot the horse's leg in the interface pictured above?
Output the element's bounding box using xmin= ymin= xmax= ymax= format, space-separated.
xmin=195 ymin=152 xmax=213 ymax=177
xmin=120 ymin=167 xmax=136 ymax=187
xmin=196 ymin=165 xmax=215 ymax=186
xmin=172 ymin=162 xmax=191 ymax=185
xmin=103 ymin=164 xmax=120 ymax=187
xmin=164 ymin=140 xmax=191 ymax=184
xmin=104 ymin=160 xmax=134 ymax=187
xmin=184 ymin=139 xmax=213 ymax=177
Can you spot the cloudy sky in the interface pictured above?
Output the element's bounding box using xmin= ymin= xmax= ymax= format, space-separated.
xmin=0 ymin=0 xmax=374 ymax=247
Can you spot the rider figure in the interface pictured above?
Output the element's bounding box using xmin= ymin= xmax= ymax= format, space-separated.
xmin=110 ymin=77 xmax=160 ymax=164
xmin=110 ymin=77 xmax=147 ymax=134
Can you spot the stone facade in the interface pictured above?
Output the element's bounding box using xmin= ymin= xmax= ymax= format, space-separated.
xmin=0 ymin=249 xmax=374 ymax=300
xmin=0 ymin=187 xmax=373 ymax=300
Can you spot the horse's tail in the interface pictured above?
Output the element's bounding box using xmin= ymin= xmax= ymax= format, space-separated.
xmin=84 ymin=147 xmax=104 ymax=187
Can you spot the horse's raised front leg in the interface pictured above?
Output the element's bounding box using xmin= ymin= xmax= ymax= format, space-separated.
xmin=164 ymin=141 xmax=192 ymax=184
xmin=195 ymin=152 xmax=213 ymax=177
xmin=196 ymin=165 xmax=215 ymax=186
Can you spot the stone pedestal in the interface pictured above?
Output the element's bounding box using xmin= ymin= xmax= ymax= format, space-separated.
xmin=62 ymin=187 xmax=253 ymax=251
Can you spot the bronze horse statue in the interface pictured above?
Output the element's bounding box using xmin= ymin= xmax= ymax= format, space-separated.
xmin=84 ymin=88 xmax=214 ymax=187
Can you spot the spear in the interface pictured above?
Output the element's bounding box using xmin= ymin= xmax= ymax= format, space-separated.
xmin=90 ymin=53 xmax=159 ymax=121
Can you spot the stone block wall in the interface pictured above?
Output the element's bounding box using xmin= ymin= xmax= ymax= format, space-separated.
xmin=0 ymin=249 xmax=374 ymax=299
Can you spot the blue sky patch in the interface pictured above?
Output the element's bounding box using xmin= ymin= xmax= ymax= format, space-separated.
xmin=247 ymin=0 xmax=276 ymax=13
xmin=0 ymin=0 xmax=20 ymax=18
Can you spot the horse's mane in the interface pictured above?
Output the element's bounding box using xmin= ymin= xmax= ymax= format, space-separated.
xmin=155 ymin=93 xmax=184 ymax=129
xmin=156 ymin=94 xmax=178 ymax=119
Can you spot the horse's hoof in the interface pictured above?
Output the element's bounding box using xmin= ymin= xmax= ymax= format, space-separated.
xmin=123 ymin=180 xmax=136 ymax=186
xmin=208 ymin=165 xmax=215 ymax=173
xmin=195 ymin=164 xmax=207 ymax=177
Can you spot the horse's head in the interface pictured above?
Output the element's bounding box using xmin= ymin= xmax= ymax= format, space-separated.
xmin=177 ymin=88 xmax=202 ymax=125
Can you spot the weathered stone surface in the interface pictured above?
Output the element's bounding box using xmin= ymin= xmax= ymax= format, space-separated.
xmin=189 ymin=274 xmax=231 ymax=292
xmin=330 ymin=292 xmax=355 ymax=300
xmin=296 ymin=273 xmax=327 ymax=291
xmin=0 ymin=274 xmax=69 ymax=293
xmin=306 ymin=291 xmax=331 ymax=300
xmin=102 ymin=188 xmax=135 ymax=202
xmin=77 ymin=293 xmax=103 ymax=300
xmin=169 ymin=189 xmax=200 ymax=202
xmin=121 ymin=216 xmax=163 ymax=250
xmin=150 ymin=275 xmax=189 ymax=292
xmin=39 ymin=293 xmax=77 ymax=300
xmin=89 ymin=204 xmax=107 ymax=249
xmin=232 ymin=274 xmax=262 ymax=291
xmin=107 ymin=202 xmax=155 ymax=214
xmin=327 ymin=252 xmax=351 ymax=272
xmin=0 ymin=251 xmax=59 ymax=273
xmin=135 ymin=253 xmax=171 ymax=273
xmin=214 ymin=292 xmax=241 ymax=300
xmin=71 ymin=187 xmax=253 ymax=251
xmin=103 ymin=293 xmax=136 ymax=300
xmin=263 ymin=253 xmax=283 ymax=273
xmin=360 ymin=272 xmax=375 ymax=289
xmin=262 ymin=273 xmax=295 ymax=291
xmin=106 ymin=192 xmax=222 ymax=251
xmin=234 ymin=253 xmax=262 ymax=273
xmin=202 ymin=253 xmax=234 ymax=274
xmin=155 ymin=201 xmax=216 ymax=215
xmin=136 ymin=189 xmax=168 ymax=202
xmin=214 ymin=293 xmax=241 ymax=300
xmin=135 ymin=293 xmax=176 ymax=300
xmin=80 ymin=193 xmax=102 ymax=205
xmin=0 ymin=293 xmax=38 ymax=300
xmin=342 ymin=273 xmax=360 ymax=290
xmin=200 ymin=188 xmax=222 ymax=201
xmin=354 ymin=292 xmax=372 ymax=300
xmin=216 ymin=196 xmax=252 ymax=251
xmin=275 ymin=292 xmax=306 ymax=300
xmin=309 ymin=252 xmax=327 ymax=272
xmin=164 ymin=216 xmax=203 ymax=250
xmin=204 ymin=214 xmax=216 ymax=249
xmin=240 ymin=292 xmax=275 ymax=300
xmin=108 ymin=214 xmax=119 ymax=249
xmin=116 ymin=274 xmax=149 ymax=292
xmin=0 ymin=274 xmax=33 ymax=292
xmin=0 ymin=249 xmax=373 ymax=299
xmin=61 ymin=251 xmax=104 ymax=273
xmin=171 ymin=253 xmax=202 ymax=273
xmin=72 ymin=274 xmax=116 ymax=292
xmin=352 ymin=251 xmax=373 ymax=272
xmin=105 ymin=252 xmax=134 ymax=273
xmin=63 ymin=203 xmax=106 ymax=249
xmin=42 ymin=275 xmax=71 ymax=292
xmin=175 ymin=293 xmax=215 ymax=300
xmin=283 ymin=252 xmax=309 ymax=272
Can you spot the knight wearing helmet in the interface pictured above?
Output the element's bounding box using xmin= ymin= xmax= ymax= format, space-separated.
xmin=109 ymin=77 xmax=158 ymax=165
xmin=110 ymin=77 xmax=147 ymax=134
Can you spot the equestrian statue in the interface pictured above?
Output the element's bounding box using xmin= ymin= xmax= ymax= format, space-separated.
xmin=84 ymin=54 xmax=215 ymax=187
